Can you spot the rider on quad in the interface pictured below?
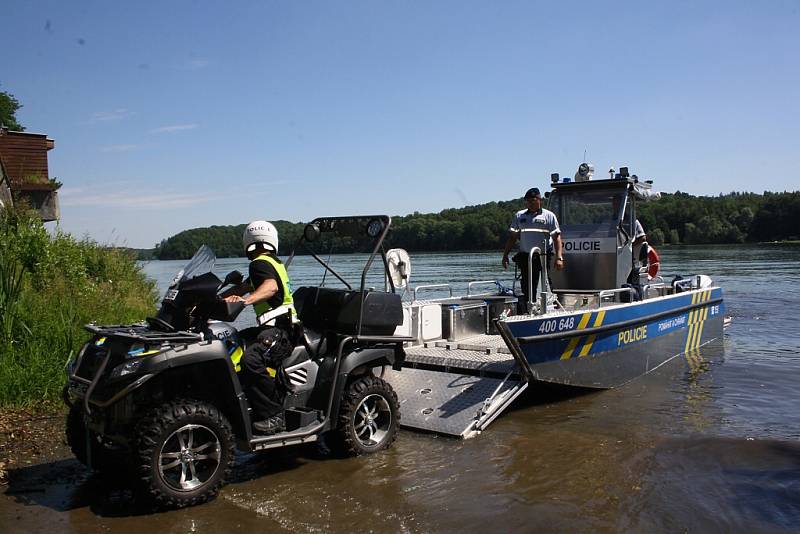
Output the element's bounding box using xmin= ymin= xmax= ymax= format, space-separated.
xmin=223 ymin=220 xmax=296 ymax=435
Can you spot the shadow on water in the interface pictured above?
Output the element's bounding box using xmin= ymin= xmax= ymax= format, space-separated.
xmin=2 ymin=440 xmax=332 ymax=519
xmin=621 ymin=437 xmax=800 ymax=531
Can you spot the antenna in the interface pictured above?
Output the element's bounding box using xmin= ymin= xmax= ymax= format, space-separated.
xmin=583 ymin=149 xmax=587 ymax=162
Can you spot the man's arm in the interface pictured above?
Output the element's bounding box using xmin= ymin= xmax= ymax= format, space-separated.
xmin=502 ymin=232 xmax=518 ymax=269
xmin=219 ymin=280 xmax=250 ymax=299
xmin=552 ymin=233 xmax=564 ymax=271
xmin=244 ymin=279 xmax=279 ymax=306
xmin=224 ymin=279 xmax=278 ymax=305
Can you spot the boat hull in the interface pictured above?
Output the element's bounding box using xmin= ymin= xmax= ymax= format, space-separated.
xmin=499 ymin=288 xmax=725 ymax=388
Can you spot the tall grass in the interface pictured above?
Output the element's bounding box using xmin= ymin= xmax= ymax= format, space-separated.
xmin=0 ymin=207 xmax=158 ymax=406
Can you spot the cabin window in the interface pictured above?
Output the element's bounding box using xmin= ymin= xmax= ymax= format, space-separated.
xmin=554 ymin=190 xmax=627 ymax=226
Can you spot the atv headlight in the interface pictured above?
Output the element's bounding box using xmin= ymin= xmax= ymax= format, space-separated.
xmin=110 ymin=359 xmax=145 ymax=378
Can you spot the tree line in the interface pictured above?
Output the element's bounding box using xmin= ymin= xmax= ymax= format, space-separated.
xmin=150 ymin=190 xmax=800 ymax=260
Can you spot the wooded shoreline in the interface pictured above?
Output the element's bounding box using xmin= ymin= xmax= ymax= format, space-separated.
xmin=145 ymin=190 xmax=800 ymax=260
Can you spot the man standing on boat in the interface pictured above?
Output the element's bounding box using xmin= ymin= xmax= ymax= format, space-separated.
xmin=502 ymin=187 xmax=564 ymax=314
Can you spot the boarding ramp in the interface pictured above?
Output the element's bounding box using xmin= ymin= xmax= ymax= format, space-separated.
xmin=384 ymin=332 xmax=529 ymax=439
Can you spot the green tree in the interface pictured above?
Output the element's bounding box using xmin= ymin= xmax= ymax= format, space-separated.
xmin=649 ymin=228 xmax=665 ymax=246
xmin=0 ymin=89 xmax=24 ymax=131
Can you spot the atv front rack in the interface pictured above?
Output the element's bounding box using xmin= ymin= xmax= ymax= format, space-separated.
xmin=84 ymin=323 xmax=202 ymax=344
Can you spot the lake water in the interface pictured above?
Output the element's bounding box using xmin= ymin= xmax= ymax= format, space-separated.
xmin=4 ymin=245 xmax=800 ymax=532
xmin=132 ymin=246 xmax=800 ymax=531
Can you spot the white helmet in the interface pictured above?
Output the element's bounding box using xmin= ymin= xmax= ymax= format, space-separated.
xmin=243 ymin=220 xmax=279 ymax=255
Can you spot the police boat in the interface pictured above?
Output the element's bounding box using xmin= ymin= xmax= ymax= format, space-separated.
xmin=378 ymin=164 xmax=726 ymax=438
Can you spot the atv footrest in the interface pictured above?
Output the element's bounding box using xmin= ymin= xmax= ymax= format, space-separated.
xmin=285 ymin=407 xmax=322 ymax=430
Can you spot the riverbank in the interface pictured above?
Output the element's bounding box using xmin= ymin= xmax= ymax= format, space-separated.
xmin=0 ymin=402 xmax=69 ymax=486
xmin=0 ymin=206 xmax=158 ymax=407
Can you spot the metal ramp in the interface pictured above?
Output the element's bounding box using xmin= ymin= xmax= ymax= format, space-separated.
xmin=383 ymin=334 xmax=529 ymax=439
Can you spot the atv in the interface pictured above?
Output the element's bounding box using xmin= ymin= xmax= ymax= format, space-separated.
xmin=64 ymin=215 xmax=413 ymax=508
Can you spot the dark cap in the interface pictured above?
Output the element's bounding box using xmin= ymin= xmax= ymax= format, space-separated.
xmin=524 ymin=187 xmax=541 ymax=199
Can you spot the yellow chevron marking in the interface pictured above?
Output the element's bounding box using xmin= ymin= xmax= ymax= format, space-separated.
xmin=561 ymin=337 xmax=582 ymax=360
xmin=692 ymin=291 xmax=698 ymax=305
xmin=561 ymin=312 xmax=592 ymax=359
xmin=577 ymin=311 xmax=606 ymax=357
xmin=696 ymin=307 xmax=710 ymax=349
xmin=685 ymin=324 xmax=695 ymax=353
xmin=593 ymin=311 xmax=606 ymax=328
xmin=579 ymin=335 xmax=596 ymax=357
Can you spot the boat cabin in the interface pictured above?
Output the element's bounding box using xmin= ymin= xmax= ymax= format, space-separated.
xmin=547 ymin=167 xmax=658 ymax=292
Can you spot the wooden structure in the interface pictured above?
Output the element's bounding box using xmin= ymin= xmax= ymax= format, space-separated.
xmin=0 ymin=127 xmax=60 ymax=221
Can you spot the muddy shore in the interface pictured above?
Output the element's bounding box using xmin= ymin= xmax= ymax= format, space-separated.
xmin=0 ymin=403 xmax=71 ymax=486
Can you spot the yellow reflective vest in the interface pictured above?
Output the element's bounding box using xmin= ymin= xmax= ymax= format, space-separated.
xmin=250 ymin=254 xmax=296 ymax=326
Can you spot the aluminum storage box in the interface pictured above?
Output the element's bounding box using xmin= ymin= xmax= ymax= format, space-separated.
xmin=442 ymin=301 xmax=488 ymax=341
xmin=396 ymin=302 xmax=443 ymax=343
xmin=478 ymin=296 xmax=518 ymax=334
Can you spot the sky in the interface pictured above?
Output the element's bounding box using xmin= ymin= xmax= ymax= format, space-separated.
xmin=3 ymin=1 xmax=799 ymax=248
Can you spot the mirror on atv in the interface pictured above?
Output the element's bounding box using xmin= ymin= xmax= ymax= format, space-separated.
xmin=222 ymin=270 xmax=244 ymax=287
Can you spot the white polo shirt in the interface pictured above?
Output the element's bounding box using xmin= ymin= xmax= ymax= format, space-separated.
xmin=633 ymin=219 xmax=647 ymax=262
xmin=634 ymin=219 xmax=645 ymax=241
xmin=510 ymin=208 xmax=561 ymax=254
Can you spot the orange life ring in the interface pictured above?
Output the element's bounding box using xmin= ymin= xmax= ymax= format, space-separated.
xmin=647 ymin=247 xmax=660 ymax=278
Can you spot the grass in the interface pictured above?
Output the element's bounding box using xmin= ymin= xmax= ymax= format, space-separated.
xmin=0 ymin=206 xmax=158 ymax=406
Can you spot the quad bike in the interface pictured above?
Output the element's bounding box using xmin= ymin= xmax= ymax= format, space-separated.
xmin=64 ymin=215 xmax=413 ymax=508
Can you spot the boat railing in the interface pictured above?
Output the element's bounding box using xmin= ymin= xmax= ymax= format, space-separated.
xmin=598 ymin=287 xmax=636 ymax=305
xmin=641 ymin=279 xmax=668 ymax=299
xmin=528 ymin=246 xmax=548 ymax=315
xmin=519 ymin=228 xmax=552 ymax=316
xmin=467 ymin=280 xmax=500 ymax=297
xmin=412 ymin=284 xmax=454 ymax=303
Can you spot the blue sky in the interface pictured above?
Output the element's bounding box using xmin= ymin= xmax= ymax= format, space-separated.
xmin=4 ymin=1 xmax=799 ymax=248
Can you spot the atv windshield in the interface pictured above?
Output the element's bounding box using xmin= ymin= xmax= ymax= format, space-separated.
xmin=169 ymin=245 xmax=216 ymax=287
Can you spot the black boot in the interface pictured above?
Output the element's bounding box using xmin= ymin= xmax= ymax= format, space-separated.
xmin=253 ymin=413 xmax=286 ymax=435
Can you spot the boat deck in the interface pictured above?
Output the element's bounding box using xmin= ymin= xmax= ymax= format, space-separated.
xmin=403 ymin=334 xmax=516 ymax=376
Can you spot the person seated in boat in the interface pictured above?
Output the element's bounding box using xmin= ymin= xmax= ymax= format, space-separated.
xmin=612 ymin=195 xmax=646 ymax=254
xmin=612 ymin=195 xmax=650 ymax=284
xmin=632 ymin=219 xmax=647 ymax=262
xmin=502 ymin=187 xmax=564 ymax=313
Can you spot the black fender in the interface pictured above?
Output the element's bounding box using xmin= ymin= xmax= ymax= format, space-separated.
xmin=98 ymin=339 xmax=252 ymax=442
xmin=328 ymin=347 xmax=399 ymax=420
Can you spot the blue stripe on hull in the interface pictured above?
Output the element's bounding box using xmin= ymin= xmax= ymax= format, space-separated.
xmin=502 ymin=288 xmax=725 ymax=386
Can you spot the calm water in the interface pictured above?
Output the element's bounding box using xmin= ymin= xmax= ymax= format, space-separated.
xmin=4 ymin=246 xmax=800 ymax=532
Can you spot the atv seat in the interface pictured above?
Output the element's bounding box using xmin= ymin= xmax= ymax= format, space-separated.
xmin=282 ymin=323 xmax=326 ymax=368
xmin=292 ymin=286 xmax=403 ymax=336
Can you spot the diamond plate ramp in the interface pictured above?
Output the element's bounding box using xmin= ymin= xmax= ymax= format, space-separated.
xmin=383 ymin=367 xmax=525 ymax=439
